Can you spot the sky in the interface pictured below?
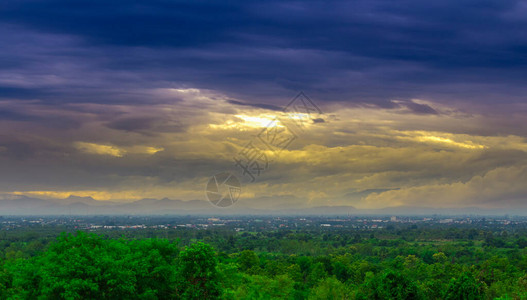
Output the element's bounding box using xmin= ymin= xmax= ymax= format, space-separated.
xmin=1 ymin=0 xmax=527 ymax=209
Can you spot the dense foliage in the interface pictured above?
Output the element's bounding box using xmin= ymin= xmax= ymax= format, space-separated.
xmin=1 ymin=223 xmax=527 ymax=299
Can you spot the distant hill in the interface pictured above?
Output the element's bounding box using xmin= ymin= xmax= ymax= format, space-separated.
xmin=0 ymin=195 xmax=521 ymax=216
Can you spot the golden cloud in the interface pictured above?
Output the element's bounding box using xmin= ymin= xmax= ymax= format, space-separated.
xmin=2 ymin=88 xmax=527 ymax=209
xmin=74 ymin=142 xmax=125 ymax=157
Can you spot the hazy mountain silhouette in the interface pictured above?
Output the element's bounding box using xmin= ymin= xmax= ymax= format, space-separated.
xmin=0 ymin=195 xmax=520 ymax=215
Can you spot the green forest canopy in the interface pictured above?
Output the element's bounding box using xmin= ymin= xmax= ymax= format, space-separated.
xmin=1 ymin=229 xmax=526 ymax=299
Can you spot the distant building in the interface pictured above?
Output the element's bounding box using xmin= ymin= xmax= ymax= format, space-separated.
xmin=439 ymin=219 xmax=453 ymax=224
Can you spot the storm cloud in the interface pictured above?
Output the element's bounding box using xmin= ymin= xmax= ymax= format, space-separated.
xmin=1 ymin=1 xmax=527 ymax=209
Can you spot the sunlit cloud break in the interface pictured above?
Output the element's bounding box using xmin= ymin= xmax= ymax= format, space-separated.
xmin=1 ymin=0 xmax=527 ymax=211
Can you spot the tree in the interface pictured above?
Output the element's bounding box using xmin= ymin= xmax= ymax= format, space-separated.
xmin=10 ymin=232 xmax=137 ymax=299
xmin=176 ymin=242 xmax=222 ymax=299
xmin=128 ymin=238 xmax=179 ymax=298
xmin=433 ymin=252 xmax=447 ymax=264
xmin=232 ymin=274 xmax=295 ymax=299
xmin=309 ymin=277 xmax=351 ymax=300
xmin=356 ymin=270 xmax=423 ymax=300
xmin=444 ymin=272 xmax=485 ymax=300
xmin=237 ymin=250 xmax=260 ymax=274
xmin=307 ymin=262 xmax=328 ymax=287
xmin=4 ymin=232 xmax=180 ymax=299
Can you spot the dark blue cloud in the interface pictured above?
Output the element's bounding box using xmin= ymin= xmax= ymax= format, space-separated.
xmin=394 ymin=100 xmax=439 ymax=115
xmin=227 ymin=100 xmax=283 ymax=111
xmin=1 ymin=0 xmax=527 ymax=107
xmin=0 ymin=109 xmax=34 ymax=121
xmin=0 ymin=106 xmax=81 ymax=128
xmin=0 ymin=87 xmax=50 ymax=100
xmin=0 ymin=0 xmax=251 ymax=47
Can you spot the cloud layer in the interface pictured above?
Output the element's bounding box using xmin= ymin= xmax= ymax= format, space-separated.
xmin=1 ymin=1 xmax=527 ymax=209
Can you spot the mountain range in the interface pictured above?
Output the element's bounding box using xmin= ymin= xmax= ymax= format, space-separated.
xmin=0 ymin=195 xmax=522 ymax=216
